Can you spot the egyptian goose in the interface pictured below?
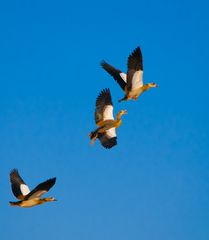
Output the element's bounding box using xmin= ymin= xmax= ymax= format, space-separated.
xmin=89 ymin=88 xmax=127 ymax=149
xmin=101 ymin=46 xmax=158 ymax=102
xmin=9 ymin=169 xmax=56 ymax=208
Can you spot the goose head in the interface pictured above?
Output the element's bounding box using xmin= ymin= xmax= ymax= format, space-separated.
xmin=117 ymin=110 xmax=127 ymax=118
xmin=148 ymin=82 xmax=158 ymax=88
xmin=44 ymin=197 xmax=57 ymax=202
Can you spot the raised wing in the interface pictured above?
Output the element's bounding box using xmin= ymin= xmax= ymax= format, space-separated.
xmin=127 ymin=47 xmax=144 ymax=91
xmin=25 ymin=178 xmax=56 ymax=200
xmin=95 ymin=88 xmax=114 ymax=125
xmin=98 ymin=128 xmax=117 ymax=149
xmin=10 ymin=169 xmax=30 ymax=200
xmin=101 ymin=61 xmax=127 ymax=91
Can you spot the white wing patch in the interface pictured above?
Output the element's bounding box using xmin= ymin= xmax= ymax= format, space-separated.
xmin=119 ymin=72 xmax=127 ymax=82
xmin=131 ymin=70 xmax=143 ymax=90
xmin=20 ymin=184 xmax=30 ymax=196
xmin=103 ymin=105 xmax=114 ymax=120
xmin=106 ymin=127 xmax=116 ymax=138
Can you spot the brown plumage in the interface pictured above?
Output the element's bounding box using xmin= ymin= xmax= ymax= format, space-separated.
xmin=9 ymin=169 xmax=57 ymax=208
xmin=101 ymin=46 xmax=158 ymax=102
xmin=89 ymin=88 xmax=127 ymax=149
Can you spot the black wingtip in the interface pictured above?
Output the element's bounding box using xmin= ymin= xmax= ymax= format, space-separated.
xmin=133 ymin=46 xmax=141 ymax=52
xmin=130 ymin=46 xmax=142 ymax=57
xmin=10 ymin=168 xmax=19 ymax=175
xmin=10 ymin=168 xmax=20 ymax=183
xmin=42 ymin=177 xmax=56 ymax=190
xmin=50 ymin=177 xmax=56 ymax=184
xmin=128 ymin=46 xmax=143 ymax=71
xmin=97 ymin=88 xmax=111 ymax=99
xmin=100 ymin=60 xmax=106 ymax=67
xmin=44 ymin=177 xmax=56 ymax=188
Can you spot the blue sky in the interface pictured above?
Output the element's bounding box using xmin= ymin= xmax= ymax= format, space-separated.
xmin=0 ymin=0 xmax=209 ymax=239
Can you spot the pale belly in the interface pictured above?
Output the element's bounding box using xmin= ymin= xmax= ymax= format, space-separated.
xmin=127 ymin=88 xmax=143 ymax=98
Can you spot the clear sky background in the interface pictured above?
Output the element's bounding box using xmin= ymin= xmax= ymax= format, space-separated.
xmin=0 ymin=0 xmax=209 ymax=239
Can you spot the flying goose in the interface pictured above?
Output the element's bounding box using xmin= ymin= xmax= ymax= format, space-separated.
xmin=89 ymin=88 xmax=127 ymax=149
xmin=9 ymin=169 xmax=56 ymax=208
xmin=101 ymin=46 xmax=158 ymax=102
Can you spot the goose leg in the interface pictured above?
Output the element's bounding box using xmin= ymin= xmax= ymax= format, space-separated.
xmin=90 ymin=134 xmax=98 ymax=145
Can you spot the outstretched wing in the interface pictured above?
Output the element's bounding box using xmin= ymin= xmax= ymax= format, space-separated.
xmin=127 ymin=47 xmax=144 ymax=91
xmin=101 ymin=61 xmax=127 ymax=91
xmin=98 ymin=128 xmax=117 ymax=149
xmin=10 ymin=169 xmax=30 ymax=200
xmin=25 ymin=178 xmax=56 ymax=200
xmin=95 ymin=88 xmax=114 ymax=126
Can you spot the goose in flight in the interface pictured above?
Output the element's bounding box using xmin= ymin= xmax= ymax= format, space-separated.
xmin=9 ymin=169 xmax=56 ymax=208
xmin=89 ymin=88 xmax=127 ymax=149
xmin=101 ymin=46 xmax=158 ymax=102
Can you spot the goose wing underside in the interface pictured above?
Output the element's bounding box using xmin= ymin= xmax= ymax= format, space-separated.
xmin=127 ymin=47 xmax=144 ymax=91
xmin=10 ymin=169 xmax=30 ymax=200
xmin=101 ymin=61 xmax=126 ymax=91
xmin=95 ymin=88 xmax=114 ymax=125
xmin=25 ymin=178 xmax=56 ymax=200
xmin=98 ymin=128 xmax=117 ymax=149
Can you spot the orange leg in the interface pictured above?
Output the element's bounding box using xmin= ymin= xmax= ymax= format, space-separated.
xmin=90 ymin=134 xmax=98 ymax=145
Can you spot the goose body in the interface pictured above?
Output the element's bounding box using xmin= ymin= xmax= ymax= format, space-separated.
xmin=9 ymin=169 xmax=56 ymax=208
xmin=10 ymin=198 xmax=54 ymax=208
xmin=89 ymin=88 xmax=127 ymax=149
xmin=101 ymin=47 xmax=158 ymax=102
